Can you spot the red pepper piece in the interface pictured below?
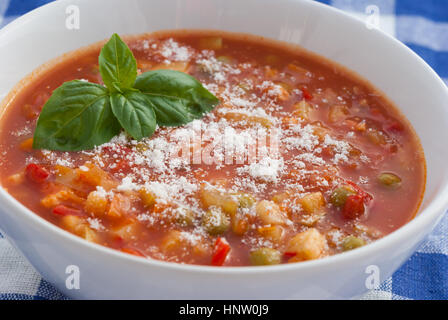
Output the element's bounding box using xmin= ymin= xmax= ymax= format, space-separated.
xmin=301 ymin=86 xmax=313 ymax=101
xmin=342 ymin=195 xmax=365 ymax=219
xmin=52 ymin=205 xmax=83 ymax=217
xmin=211 ymin=237 xmax=230 ymax=266
xmin=283 ymin=251 xmax=297 ymax=259
xmin=25 ymin=163 xmax=50 ymax=183
xmin=345 ymin=180 xmax=373 ymax=204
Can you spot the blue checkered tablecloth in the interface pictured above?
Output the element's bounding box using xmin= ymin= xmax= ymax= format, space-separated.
xmin=0 ymin=0 xmax=446 ymax=300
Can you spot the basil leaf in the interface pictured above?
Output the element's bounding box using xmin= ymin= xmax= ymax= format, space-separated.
xmin=110 ymin=91 xmax=156 ymax=140
xmin=99 ymin=33 xmax=137 ymax=92
xmin=134 ymin=69 xmax=220 ymax=126
xmin=33 ymin=80 xmax=121 ymax=151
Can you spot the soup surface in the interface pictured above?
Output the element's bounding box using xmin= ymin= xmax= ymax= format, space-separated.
xmin=0 ymin=31 xmax=425 ymax=266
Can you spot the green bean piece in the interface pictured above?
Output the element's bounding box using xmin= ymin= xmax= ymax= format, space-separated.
xmin=202 ymin=207 xmax=230 ymax=235
xmin=342 ymin=236 xmax=366 ymax=251
xmin=249 ymin=248 xmax=281 ymax=266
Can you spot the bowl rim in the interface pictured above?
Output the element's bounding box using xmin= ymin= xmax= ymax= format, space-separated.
xmin=0 ymin=0 xmax=447 ymax=275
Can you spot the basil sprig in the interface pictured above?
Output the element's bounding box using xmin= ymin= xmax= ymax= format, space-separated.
xmin=33 ymin=33 xmax=219 ymax=151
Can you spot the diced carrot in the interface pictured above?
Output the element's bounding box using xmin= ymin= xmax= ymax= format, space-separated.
xmin=76 ymin=162 xmax=117 ymax=190
xmin=25 ymin=163 xmax=49 ymax=183
xmin=53 ymin=205 xmax=83 ymax=217
xmin=211 ymin=237 xmax=230 ymax=266
xmin=121 ymin=247 xmax=145 ymax=257
xmin=342 ymin=195 xmax=365 ymax=219
xmin=19 ymin=138 xmax=34 ymax=152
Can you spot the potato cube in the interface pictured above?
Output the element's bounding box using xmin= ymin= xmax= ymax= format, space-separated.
xmin=107 ymin=193 xmax=131 ymax=218
xmin=85 ymin=191 xmax=109 ymax=216
xmin=328 ymin=105 xmax=348 ymax=123
xmin=293 ymin=100 xmax=312 ymax=119
xmin=287 ymin=228 xmax=326 ymax=261
xmin=298 ymin=192 xmax=325 ymax=214
xmin=257 ymin=225 xmax=284 ymax=243
xmin=256 ymin=200 xmax=286 ymax=225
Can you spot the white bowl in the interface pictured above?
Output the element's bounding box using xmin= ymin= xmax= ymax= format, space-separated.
xmin=0 ymin=0 xmax=447 ymax=300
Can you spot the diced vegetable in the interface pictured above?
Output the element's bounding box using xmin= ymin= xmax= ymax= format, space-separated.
xmin=198 ymin=37 xmax=223 ymax=50
xmin=25 ymin=163 xmax=49 ymax=183
xmin=238 ymin=193 xmax=256 ymax=208
xmin=378 ymin=172 xmax=401 ymax=188
xmin=298 ymin=192 xmax=325 ymax=214
xmin=342 ymin=195 xmax=365 ymax=219
xmin=287 ymin=228 xmax=326 ymax=261
xmin=211 ymin=237 xmax=230 ymax=266
xmin=19 ymin=138 xmax=34 ymax=152
xmin=264 ymin=66 xmax=278 ymax=78
xmin=328 ymin=105 xmax=348 ymax=123
xmin=366 ymin=128 xmax=387 ymax=145
xmin=292 ymin=100 xmax=312 ymax=120
xmin=217 ymin=55 xmax=232 ymax=64
xmin=256 ymin=200 xmax=286 ymax=225
xmin=288 ymin=64 xmax=309 ymax=74
xmin=176 ymin=207 xmax=195 ymax=226
xmin=271 ymin=191 xmax=290 ymax=204
xmin=330 ymin=186 xmax=356 ymax=207
xmin=7 ymin=172 xmax=25 ymax=186
xmin=107 ymin=193 xmax=131 ymax=218
xmin=301 ymin=86 xmax=313 ymax=101
xmin=139 ymin=188 xmax=156 ymax=208
xmin=41 ymin=188 xmax=85 ymax=208
xmin=151 ymin=61 xmax=189 ymax=72
xmin=76 ymin=162 xmax=117 ymax=190
xmin=121 ymin=247 xmax=145 ymax=257
xmin=202 ymin=207 xmax=230 ymax=235
xmin=200 ymin=187 xmax=238 ymax=216
xmin=60 ymin=214 xmax=97 ymax=242
xmin=250 ymin=248 xmax=281 ymax=266
xmin=85 ymin=191 xmax=109 ymax=216
xmin=231 ymin=215 xmax=249 ymax=236
xmin=257 ymin=225 xmax=284 ymax=243
xmin=342 ymin=236 xmax=366 ymax=251
xmin=160 ymin=230 xmax=183 ymax=253
xmin=53 ymin=205 xmax=83 ymax=217
xmin=111 ymin=221 xmax=139 ymax=241
xmin=223 ymin=112 xmax=272 ymax=128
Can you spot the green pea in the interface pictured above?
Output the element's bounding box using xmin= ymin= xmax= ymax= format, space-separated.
xmin=342 ymin=236 xmax=366 ymax=251
xmin=330 ymin=186 xmax=356 ymax=207
xmin=239 ymin=194 xmax=256 ymax=209
xmin=378 ymin=172 xmax=401 ymax=188
xmin=202 ymin=207 xmax=230 ymax=235
xmin=249 ymin=248 xmax=281 ymax=266
xmin=176 ymin=208 xmax=195 ymax=227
